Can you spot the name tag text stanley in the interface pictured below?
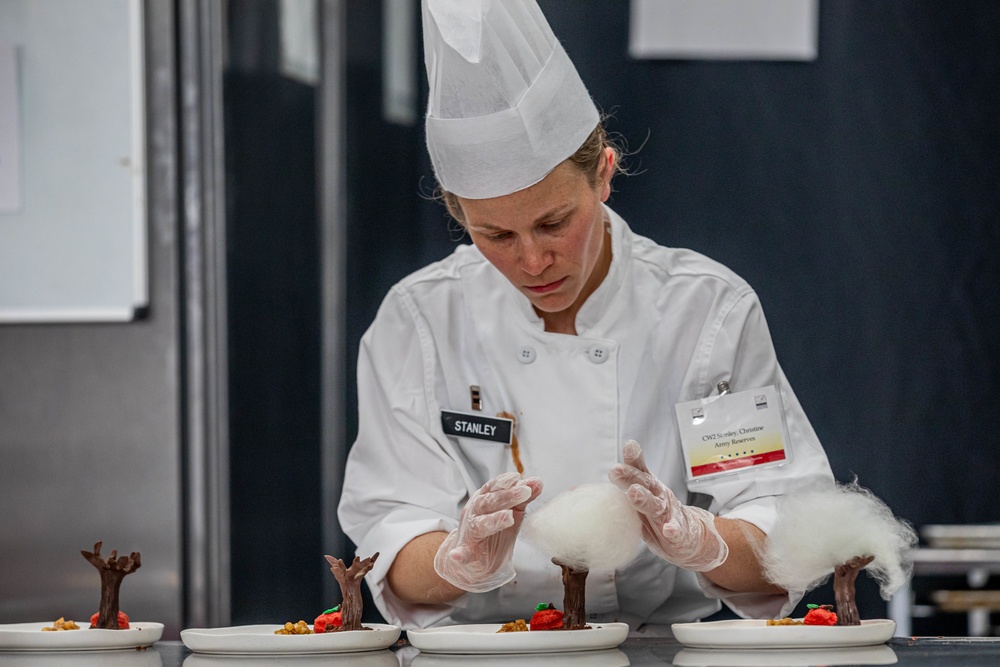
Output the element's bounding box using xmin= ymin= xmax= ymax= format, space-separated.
xmin=441 ymin=410 xmax=513 ymax=445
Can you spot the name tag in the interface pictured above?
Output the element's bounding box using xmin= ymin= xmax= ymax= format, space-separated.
xmin=675 ymin=385 xmax=790 ymax=482
xmin=441 ymin=410 xmax=513 ymax=445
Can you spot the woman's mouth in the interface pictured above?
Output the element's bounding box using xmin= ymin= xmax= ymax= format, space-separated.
xmin=525 ymin=277 xmax=566 ymax=294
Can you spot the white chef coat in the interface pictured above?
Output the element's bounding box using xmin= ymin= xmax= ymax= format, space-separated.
xmin=338 ymin=206 xmax=834 ymax=632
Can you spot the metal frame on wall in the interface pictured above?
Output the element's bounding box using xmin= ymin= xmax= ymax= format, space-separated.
xmin=177 ymin=0 xmax=231 ymax=630
xmin=320 ymin=0 xmax=349 ymax=606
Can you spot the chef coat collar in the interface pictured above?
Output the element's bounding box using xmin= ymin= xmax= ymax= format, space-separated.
xmin=505 ymin=204 xmax=629 ymax=335
xmin=576 ymin=205 xmax=628 ymax=334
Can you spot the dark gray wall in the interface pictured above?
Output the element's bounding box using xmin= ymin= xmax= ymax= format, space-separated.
xmin=535 ymin=1 xmax=1000 ymax=528
xmin=122 ymin=0 xmax=994 ymax=630
xmin=344 ymin=0 xmax=999 ymax=624
xmin=223 ymin=0 xmax=324 ymax=624
xmin=2 ymin=1 xmax=992 ymax=633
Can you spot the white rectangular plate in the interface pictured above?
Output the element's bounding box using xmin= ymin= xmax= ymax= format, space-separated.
xmin=180 ymin=623 xmax=400 ymax=655
xmin=406 ymin=622 xmax=629 ymax=654
xmin=671 ymin=618 xmax=895 ymax=649
xmin=0 ymin=622 xmax=163 ymax=652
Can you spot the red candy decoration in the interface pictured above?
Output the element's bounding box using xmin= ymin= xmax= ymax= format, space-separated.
xmin=529 ymin=603 xmax=564 ymax=631
xmin=90 ymin=611 xmax=130 ymax=629
xmin=313 ymin=606 xmax=343 ymax=633
xmin=803 ymin=604 xmax=837 ymax=626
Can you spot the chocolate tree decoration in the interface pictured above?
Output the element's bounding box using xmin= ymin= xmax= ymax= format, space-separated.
xmin=759 ymin=481 xmax=916 ymax=626
xmin=522 ymin=483 xmax=643 ymax=630
xmin=81 ymin=542 xmax=141 ymax=629
xmin=555 ymin=559 xmax=589 ymax=630
xmin=324 ymin=552 xmax=379 ymax=631
xmin=834 ymin=555 xmax=876 ymax=626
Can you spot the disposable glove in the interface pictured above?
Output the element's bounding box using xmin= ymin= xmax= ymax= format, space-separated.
xmin=434 ymin=472 xmax=543 ymax=592
xmin=608 ymin=440 xmax=728 ymax=571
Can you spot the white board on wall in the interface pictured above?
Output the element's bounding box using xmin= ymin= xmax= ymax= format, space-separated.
xmin=0 ymin=0 xmax=146 ymax=322
xmin=0 ymin=42 xmax=21 ymax=213
xmin=630 ymin=0 xmax=819 ymax=61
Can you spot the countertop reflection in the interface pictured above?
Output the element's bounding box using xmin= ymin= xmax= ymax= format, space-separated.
xmin=2 ymin=637 xmax=1000 ymax=666
xmin=405 ymin=647 xmax=629 ymax=667
xmin=0 ymin=648 xmax=164 ymax=667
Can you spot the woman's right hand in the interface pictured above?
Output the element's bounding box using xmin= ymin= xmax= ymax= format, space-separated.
xmin=433 ymin=472 xmax=543 ymax=592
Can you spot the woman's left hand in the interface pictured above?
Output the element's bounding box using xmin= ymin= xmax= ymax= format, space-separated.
xmin=609 ymin=440 xmax=729 ymax=572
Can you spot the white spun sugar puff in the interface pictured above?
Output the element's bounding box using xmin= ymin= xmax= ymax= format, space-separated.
xmin=522 ymin=482 xmax=643 ymax=571
xmin=760 ymin=480 xmax=918 ymax=599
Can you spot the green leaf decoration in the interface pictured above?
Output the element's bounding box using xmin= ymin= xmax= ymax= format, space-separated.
xmin=322 ymin=605 xmax=341 ymax=614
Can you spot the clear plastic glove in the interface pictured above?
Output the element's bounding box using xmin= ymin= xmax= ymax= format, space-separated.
xmin=434 ymin=472 xmax=543 ymax=592
xmin=608 ymin=440 xmax=728 ymax=571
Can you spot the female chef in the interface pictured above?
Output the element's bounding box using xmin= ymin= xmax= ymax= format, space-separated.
xmin=337 ymin=0 xmax=835 ymax=632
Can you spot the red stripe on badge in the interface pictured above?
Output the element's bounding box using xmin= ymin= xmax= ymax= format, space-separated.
xmin=690 ymin=449 xmax=786 ymax=477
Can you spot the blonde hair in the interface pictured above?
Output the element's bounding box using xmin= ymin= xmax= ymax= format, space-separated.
xmin=437 ymin=122 xmax=625 ymax=226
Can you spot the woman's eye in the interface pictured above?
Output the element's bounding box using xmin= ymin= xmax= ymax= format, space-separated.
xmin=488 ymin=232 xmax=512 ymax=242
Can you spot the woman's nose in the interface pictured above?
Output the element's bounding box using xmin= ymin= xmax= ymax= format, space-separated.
xmin=520 ymin=239 xmax=552 ymax=276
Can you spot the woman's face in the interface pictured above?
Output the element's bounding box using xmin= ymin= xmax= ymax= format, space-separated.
xmin=458 ymin=150 xmax=613 ymax=329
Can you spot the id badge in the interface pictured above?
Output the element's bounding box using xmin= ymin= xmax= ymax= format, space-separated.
xmin=675 ymin=385 xmax=790 ymax=482
xmin=441 ymin=410 xmax=513 ymax=445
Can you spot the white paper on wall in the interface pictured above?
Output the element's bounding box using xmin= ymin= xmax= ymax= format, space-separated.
xmin=0 ymin=42 xmax=20 ymax=212
xmin=629 ymin=0 xmax=819 ymax=61
xmin=279 ymin=0 xmax=319 ymax=85
xmin=0 ymin=0 xmax=147 ymax=321
xmin=382 ymin=0 xmax=417 ymax=126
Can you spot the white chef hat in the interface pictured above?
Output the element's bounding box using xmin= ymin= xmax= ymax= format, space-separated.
xmin=422 ymin=0 xmax=600 ymax=199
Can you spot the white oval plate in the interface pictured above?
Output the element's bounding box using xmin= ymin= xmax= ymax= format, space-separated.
xmin=671 ymin=618 xmax=896 ymax=649
xmin=180 ymin=623 xmax=400 ymax=655
xmin=0 ymin=622 xmax=164 ymax=652
xmin=406 ymin=623 xmax=629 ymax=654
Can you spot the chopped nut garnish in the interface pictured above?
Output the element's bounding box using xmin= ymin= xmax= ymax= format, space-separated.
xmin=274 ymin=620 xmax=313 ymax=635
xmin=766 ymin=617 xmax=804 ymax=626
xmin=497 ymin=619 xmax=529 ymax=633
xmin=42 ymin=617 xmax=81 ymax=631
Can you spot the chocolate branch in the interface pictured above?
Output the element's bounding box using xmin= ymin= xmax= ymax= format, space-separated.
xmin=81 ymin=541 xmax=141 ymax=629
xmin=834 ymin=554 xmax=875 ymax=626
xmin=555 ymin=559 xmax=589 ymax=630
xmin=324 ymin=552 xmax=379 ymax=631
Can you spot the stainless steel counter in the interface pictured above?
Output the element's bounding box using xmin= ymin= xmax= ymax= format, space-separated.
xmin=3 ymin=637 xmax=1000 ymax=666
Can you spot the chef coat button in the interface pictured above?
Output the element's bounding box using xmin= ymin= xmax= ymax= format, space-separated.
xmin=517 ymin=346 xmax=536 ymax=364
xmin=588 ymin=344 xmax=610 ymax=364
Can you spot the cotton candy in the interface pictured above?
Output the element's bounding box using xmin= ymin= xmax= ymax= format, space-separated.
xmin=522 ymin=482 xmax=643 ymax=571
xmin=760 ymin=481 xmax=918 ymax=599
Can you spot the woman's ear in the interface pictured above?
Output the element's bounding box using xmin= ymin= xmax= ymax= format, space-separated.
xmin=599 ymin=146 xmax=615 ymax=202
